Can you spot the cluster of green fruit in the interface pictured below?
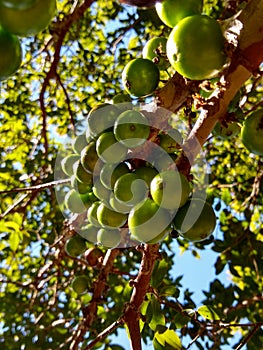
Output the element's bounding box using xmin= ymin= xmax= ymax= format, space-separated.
xmin=0 ymin=0 xmax=56 ymax=80
xmin=60 ymin=101 xmax=216 ymax=248
xmin=121 ymin=0 xmax=227 ymax=97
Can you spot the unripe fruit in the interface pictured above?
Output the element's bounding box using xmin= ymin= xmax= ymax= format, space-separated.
xmin=65 ymin=235 xmax=87 ymax=257
xmin=71 ymin=275 xmax=90 ymax=294
xmin=97 ymin=228 xmax=122 ymax=248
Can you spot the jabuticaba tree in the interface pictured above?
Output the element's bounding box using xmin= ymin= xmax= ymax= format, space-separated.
xmin=0 ymin=1 xmax=262 ymax=350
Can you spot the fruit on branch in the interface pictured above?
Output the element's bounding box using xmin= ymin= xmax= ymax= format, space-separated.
xmin=92 ymin=178 xmax=112 ymax=203
xmin=71 ymin=175 xmax=93 ymax=194
xmin=122 ymin=58 xmax=160 ymax=97
xmin=72 ymin=133 xmax=88 ymax=155
xmin=114 ymin=110 xmax=150 ymax=148
xmin=61 ymin=154 xmax=79 ymax=176
xmin=96 ymin=131 xmax=128 ymax=163
xmin=167 ymin=14 xmax=226 ymax=80
xmin=241 ymin=109 xmax=263 ymax=156
xmin=73 ymin=159 xmax=93 ymax=185
xmin=150 ymin=170 xmax=191 ymax=210
xmin=155 ymin=0 xmax=203 ymax=28
xmin=87 ymin=201 xmax=102 ymax=228
xmin=80 ymin=141 xmax=99 ymax=174
xmin=87 ymin=103 xmax=120 ymax=137
xmin=134 ymin=166 xmax=158 ymax=187
xmin=100 ymin=162 xmax=130 ymax=190
xmin=65 ymin=235 xmax=87 ymax=257
xmin=0 ymin=25 xmax=22 ymax=81
xmin=128 ymin=198 xmax=172 ymax=243
xmin=97 ymin=228 xmax=122 ymax=249
xmin=114 ymin=173 xmax=148 ymax=207
xmin=173 ymin=198 xmax=216 ymax=242
xmin=78 ymin=223 xmax=99 ymax=244
xmin=71 ymin=275 xmax=90 ymax=294
xmin=0 ymin=0 xmax=57 ymax=36
xmin=158 ymin=129 xmax=183 ymax=153
xmin=64 ymin=189 xmax=90 ymax=213
xmin=142 ymin=37 xmax=169 ymax=71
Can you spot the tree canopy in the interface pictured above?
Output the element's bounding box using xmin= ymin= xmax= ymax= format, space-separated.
xmin=0 ymin=0 xmax=263 ymax=350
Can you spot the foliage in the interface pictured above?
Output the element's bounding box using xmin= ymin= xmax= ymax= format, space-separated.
xmin=0 ymin=0 xmax=263 ymax=349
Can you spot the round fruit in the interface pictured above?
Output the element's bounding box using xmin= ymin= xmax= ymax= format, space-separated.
xmin=142 ymin=37 xmax=169 ymax=70
xmin=80 ymin=141 xmax=99 ymax=174
xmin=85 ymin=247 xmax=104 ymax=266
xmin=114 ymin=110 xmax=150 ymax=148
xmin=0 ymin=0 xmax=37 ymax=9
xmin=173 ymin=198 xmax=216 ymax=242
xmin=0 ymin=0 xmax=57 ymax=36
xmin=64 ymin=189 xmax=88 ymax=213
xmin=213 ymin=121 xmax=240 ymax=140
xmin=0 ymin=26 xmax=22 ymax=81
xmin=167 ymin=15 xmax=226 ymax=80
xmin=73 ymin=159 xmax=93 ymax=184
xmin=61 ymin=154 xmax=79 ymax=176
xmin=97 ymin=202 xmax=127 ymax=229
xmin=78 ymin=223 xmax=98 ymax=243
xmin=241 ymin=109 xmax=263 ymax=156
xmin=100 ymin=162 xmax=130 ymax=189
xmin=122 ymin=58 xmax=160 ymax=97
xmin=128 ymin=198 xmax=172 ymax=243
xmin=87 ymin=201 xmax=102 ymax=228
xmin=134 ymin=166 xmax=158 ymax=187
xmin=97 ymin=228 xmax=121 ymax=249
xmin=72 ymin=133 xmax=88 ymax=154
xmin=112 ymin=92 xmax=133 ymax=112
xmin=96 ymin=131 xmax=128 ymax=163
xmin=156 ymin=0 xmax=203 ymax=28
xmin=150 ymin=170 xmax=190 ymax=210
xmin=109 ymin=193 xmax=132 ymax=214
xmin=114 ymin=173 xmax=148 ymax=206
xmin=92 ymin=178 xmax=111 ymax=203
xmin=65 ymin=235 xmax=87 ymax=257
xmin=158 ymin=129 xmax=183 ymax=153
xmin=87 ymin=103 xmax=120 ymax=137
xmin=71 ymin=175 xmax=93 ymax=194
xmin=71 ymin=275 xmax=90 ymax=294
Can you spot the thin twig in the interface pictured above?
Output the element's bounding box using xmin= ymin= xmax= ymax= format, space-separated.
xmin=235 ymin=324 xmax=261 ymax=350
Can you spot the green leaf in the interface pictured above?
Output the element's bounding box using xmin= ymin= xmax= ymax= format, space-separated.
xmin=148 ymin=298 xmax=166 ymax=331
xmin=9 ymin=230 xmax=21 ymax=251
xmin=151 ymin=259 xmax=169 ymax=288
xmin=197 ymin=305 xmax=220 ymax=321
xmin=173 ymin=312 xmax=191 ymax=329
xmin=154 ymin=327 xmax=182 ymax=350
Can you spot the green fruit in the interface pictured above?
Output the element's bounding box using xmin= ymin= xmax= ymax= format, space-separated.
xmin=61 ymin=154 xmax=79 ymax=176
xmin=109 ymin=193 xmax=132 ymax=214
xmin=142 ymin=37 xmax=169 ymax=70
xmin=173 ymin=198 xmax=216 ymax=242
xmin=114 ymin=173 xmax=148 ymax=206
xmin=92 ymin=178 xmax=111 ymax=203
xmin=80 ymin=141 xmax=99 ymax=174
xmin=97 ymin=228 xmax=121 ymax=249
xmin=96 ymin=131 xmax=128 ymax=163
xmin=114 ymin=110 xmax=150 ymax=148
xmin=78 ymin=223 xmax=98 ymax=243
xmin=158 ymin=129 xmax=183 ymax=153
xmin=112 ymin=93 xmax=133 ymax=112
xmin=64 ymin=189 xmax=89 ymax=213
xmin=72 ymin=133 xmax=88 ymax=154
xmin=71 ymin=275 xmax=90 ymax=294
xmin=0 ymin=26 xmax=22 ymax=81
xmin=213 ymin=121 xmax=240 ymax=140
xmin=87 ymin=201 xmax=102 ymax=228
xmin=156 ymin=0 xmax=203 ymax=28
xmin=71 ymin=175 xmax=93 ymax=194
xmin=0 ymin=0 xmax=37 ymax=9
xmin=65 ymin=235 xmax=87 ymax=257
xmin=241 ymin=109 xmax=263 ymax=155
xmin=167 ymin=15 xmax=226 ymax=80
xmin=122 ymin=58 xmax=160 ymax=97
xmin=150 ymin=170 xmax=190 ymax=210
xmin=87 ymin=103 xmax=120 ymax=137
xmin=128 ymin=198 xmax=172 ymax=243
xmin=0 ymin=0 xmax=57 ymax=36
xmin=97 ymin=202 xmax=127 ymax=229
xmin=134 ymin=166 xmax=158 ymax=187
xmin=73 ymin=159 xmax=94 ymax=184
xmin=100 ymin=162 xmax=130 ymax=189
